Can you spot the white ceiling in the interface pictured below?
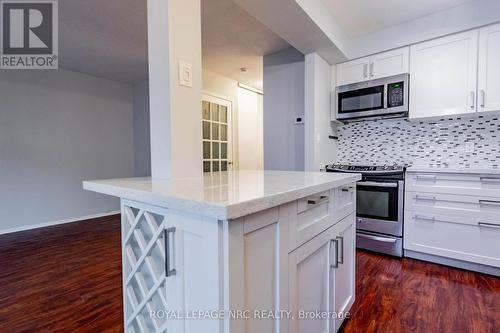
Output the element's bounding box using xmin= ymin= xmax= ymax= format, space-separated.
xmin=201 ymin=0 xmax=290 ymax=90
xmin=322 ymin=0 xmax=474 ymax=37
xmin=59 ymin=0 xmax=148 ymax=84
xmin=58 ymin=0 xmax=290 ymax=88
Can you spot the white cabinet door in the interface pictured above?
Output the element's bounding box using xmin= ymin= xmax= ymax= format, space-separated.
xmin=332 ymin=214 xmax=355 ymax=331
xmin=478 ymin=23 xmax=500 ymax=113
xmin=369 ymin=47 xmax=409 ymax=79
xmin=336 ymin=56 xmax=370 ymax=86
xmin=409 ymin=30 xmax=479 ymax=119
xmin=288 ymin=225 xmax=337 ymax=333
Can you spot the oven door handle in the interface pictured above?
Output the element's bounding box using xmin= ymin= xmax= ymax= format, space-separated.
xmin=357 ymin=181 xmax=398 ymax=188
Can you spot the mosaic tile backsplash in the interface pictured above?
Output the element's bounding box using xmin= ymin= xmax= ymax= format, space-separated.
xmin=336 ymin=114 xmax=500 ymax=168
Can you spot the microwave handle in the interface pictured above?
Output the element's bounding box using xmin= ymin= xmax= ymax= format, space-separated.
xmin=384 ymin=87 xmax=388 ymax=109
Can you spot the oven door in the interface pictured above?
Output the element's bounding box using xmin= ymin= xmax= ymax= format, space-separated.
xmin=356 ymin=180 xmax=404 ymax=237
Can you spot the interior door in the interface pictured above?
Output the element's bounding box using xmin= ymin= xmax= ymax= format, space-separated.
xmin=409 ymin=30 xmax=479 ymax=119
xmin=288 ymin=225 xmax=337 ymax=333
xmin=478 ymin=23 xmax=500 ymax=113
xmin=331 ymin=214 xmax=356 ymax=332
xmin=202 ymin=94 xmax=233 ymax=172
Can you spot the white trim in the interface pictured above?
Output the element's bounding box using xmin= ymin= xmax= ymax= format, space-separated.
xmin=0 ymin=210 xmax=120 ymax=235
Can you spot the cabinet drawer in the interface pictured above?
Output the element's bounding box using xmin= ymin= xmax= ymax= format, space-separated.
xmin=406 ymin=172 xmax=500 ymax=197
xmin=406 ymin=192 xmax=500 ymax=223
xmin=404 ymin=211 xmax=500 ymax=267
xmin=289 ymin=190 xmax=335 ymax=252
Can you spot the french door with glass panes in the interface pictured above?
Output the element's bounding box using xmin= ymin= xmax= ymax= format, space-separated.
xmin=202 ymin=94 xmax=233 ymax=173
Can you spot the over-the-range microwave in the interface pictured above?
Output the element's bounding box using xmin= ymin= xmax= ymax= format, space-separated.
xmin=335 ymin=73 xmax=409 ymax=122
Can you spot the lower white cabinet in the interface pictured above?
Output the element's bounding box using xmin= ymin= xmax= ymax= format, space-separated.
xmin=288 ymin=213 xmax=355 ymax=333
xmin=405 ymin=171 xmax=500 ymax=273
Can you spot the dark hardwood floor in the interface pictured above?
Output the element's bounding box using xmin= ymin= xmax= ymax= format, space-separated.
xmin=0 ymin=215 xmax=123 ymax=333
xmin=341 ymin=250 xmax=500 ymax=333
xmin=1 ymin=215 xmax=499 ymax=333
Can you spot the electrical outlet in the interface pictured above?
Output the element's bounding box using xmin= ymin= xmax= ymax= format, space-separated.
xmin=465 ymin=141 xmax=475 ymax=153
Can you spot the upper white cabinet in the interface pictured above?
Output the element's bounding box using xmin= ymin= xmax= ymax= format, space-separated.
xmin=478 ymin=23 xmax=500 ymax=113
xmin=336 ymin=47 xmax=409 ymax=86
xmin=336 ymin=57 xmax=370 ymax=86
xmin=409 ymin=30 xmax=479 ymax=119
xmin=369 ymin=47 xmax=410 ymax=80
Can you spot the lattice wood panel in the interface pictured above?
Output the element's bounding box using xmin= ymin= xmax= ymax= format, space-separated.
xmin=122 ymin=203 xmax=168 ymax=333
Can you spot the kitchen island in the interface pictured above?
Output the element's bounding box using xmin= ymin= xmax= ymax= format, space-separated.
xmin=83 ymin=170 xmax=361 ymax=333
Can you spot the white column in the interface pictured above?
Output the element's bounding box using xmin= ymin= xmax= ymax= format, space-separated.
xmin=304 ymin=52 xmax=337 ymax=171
xmin=147 ymin=0 xmax=203 ymax=178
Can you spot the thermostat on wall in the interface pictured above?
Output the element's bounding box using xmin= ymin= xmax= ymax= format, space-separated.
xmin=294 ymin=116 xmax=304 ymax=124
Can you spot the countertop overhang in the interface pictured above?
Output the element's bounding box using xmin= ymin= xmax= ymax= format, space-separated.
xmin=83 ymin=170 xmax=361 ymax=220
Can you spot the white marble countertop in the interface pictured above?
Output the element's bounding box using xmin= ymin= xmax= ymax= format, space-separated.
xmin=83 ymin=170 xmax=361 ymax=220
xmin=407 ymin=166 xmax=500 ymax=175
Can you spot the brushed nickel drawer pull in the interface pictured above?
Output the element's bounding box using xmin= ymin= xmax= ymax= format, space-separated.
xmin=479 ymin=200 xmax=500 ymax=206
xmin=414 ymin=215 xmax=436 ymax=222
xmin=307 ymin=195 xmax=329 ymax=205
xmin=414 ymin=195 xmax=436 ymax=201
xmin=480 ymin=177 xmax=500 ymax=182
xmin=478 ymin=222 xmax=500 ymax=229
xmin=341 ymin=188 xmax=349 ymax=192
xmin=416 ymin=175 xmax=436 ymax=181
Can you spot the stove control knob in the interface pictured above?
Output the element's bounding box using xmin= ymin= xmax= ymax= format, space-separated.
xmin=383 ymin=165 xmax=389 ymax=170
xmin=393 ymin=165 xmax=399 ymax=170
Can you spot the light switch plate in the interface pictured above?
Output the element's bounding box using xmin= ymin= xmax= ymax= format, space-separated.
xmin=178 ymin=61 xmax=193 ymax=87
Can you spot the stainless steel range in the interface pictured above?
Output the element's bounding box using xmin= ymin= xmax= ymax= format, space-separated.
xmin=326 ymin=164 xmax=405 ymax=257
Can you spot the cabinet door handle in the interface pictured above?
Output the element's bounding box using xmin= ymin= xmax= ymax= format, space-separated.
xmin=336 ymin=236 xmax=344 ymax=264
xmin=330 ymin=239 xmax=339 ymax=268
xmin=470 ymin=91 xmax=475 ymax=109
xmin=341 ymin=188 xmax=350 ymax=192
xmin=480 ymin=90 xmax=486 ymax=108
xmin=307 ymin=195 xmax=329 ymax=205
xmin=164 ymin=227 xmax=177 ymax=277
xmin=478 ymin=222 xmax=500 ymax=229
xmin=363 ymin=64 xmax=368 ymax=78
xmin=369 ymin=62 xmax=374 ymax=77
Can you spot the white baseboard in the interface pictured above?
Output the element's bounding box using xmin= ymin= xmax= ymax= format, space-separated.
xmin=0 ymin=210 xmax=121 ymax=235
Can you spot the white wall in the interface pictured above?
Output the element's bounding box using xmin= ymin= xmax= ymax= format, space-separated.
xmin=304 ymin=53 xmax=337 ymax=171
xmin=0 ymin=69 xmax=134 ymax=234
xmin=263 ymin=48 xmax=305 ymax=171
xmin=237 ymin=87 xmax=263 ymax=170
xmin=133 ymin=80 xmax=151 ymax=177
xmin=147 ymin=0 xmax=203 ymax=178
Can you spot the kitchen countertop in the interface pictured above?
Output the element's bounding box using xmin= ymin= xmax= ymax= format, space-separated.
xmin=83 ymin=170 xmax=361 ymax=220
xmin=407 ymin=166 xmax=500 ymax=175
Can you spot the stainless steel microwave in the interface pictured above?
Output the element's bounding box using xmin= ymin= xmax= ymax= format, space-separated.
xmin=335 ymin=73 xmax=409 ymax=122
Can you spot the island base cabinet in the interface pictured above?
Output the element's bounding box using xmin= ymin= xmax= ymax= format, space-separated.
xmin=288 ymin=213 xmax=356 ymax=333
xmin=120 ymin=199 xmax=221 ymax=333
